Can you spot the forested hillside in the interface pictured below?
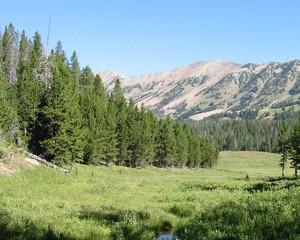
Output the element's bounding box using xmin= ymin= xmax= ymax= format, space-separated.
xmin=188 ymin=117 xmax=298 ymax=152
xmin=0 ymin=23 xmax=218 ymax=168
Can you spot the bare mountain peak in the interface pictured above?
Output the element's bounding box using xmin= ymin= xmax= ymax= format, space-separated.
xmin=99 ymin=59 xmax=300 ymax=120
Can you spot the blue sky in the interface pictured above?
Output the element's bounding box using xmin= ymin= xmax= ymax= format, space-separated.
xmin=1 ymin=0 xmax=300 ymax=75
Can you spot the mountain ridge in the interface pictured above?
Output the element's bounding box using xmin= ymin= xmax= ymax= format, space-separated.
xmin=99 ymin=59 xmax=300 ymax=120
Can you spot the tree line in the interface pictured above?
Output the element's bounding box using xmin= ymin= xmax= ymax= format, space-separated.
xmin=0 ymin=23 xmax=218 ymax=168
xmin=187 ymin=118 xmax=298 ymax=153
xmin=278 ymin=121 xmax=300 ymax=178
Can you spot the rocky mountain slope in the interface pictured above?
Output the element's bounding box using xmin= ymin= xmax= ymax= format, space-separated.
xmin=100 ymin=60 xmax=300 ymax=120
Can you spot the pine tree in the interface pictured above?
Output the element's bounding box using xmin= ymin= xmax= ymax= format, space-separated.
xmin=155 ymin=117 xmax=176 ymax=167
xmin=111 ymin=79 xmax=123 ymax=101
xmin=0 ymin=72 xmax=17 ymax=141
xmin=16 ymin=32 xmax=45 ymax=143
xmin=0 ymin=32 xmax=3 ymax=72
xmin=1 ymin=23 xmax=19 ymax=83
xmin=290 ymin=120 xmax=300 ymax=178
xmin=174 ymin=123 xmax=189 ymax=167
xmin=187 ymin=131 xmax=201 ymax=168
xmin=78 ymin=69 xmax=94 ymax=164
xmin=125 ymin=102 xmax=154 ymax=167
xmin=138 ymin=106 xmax=155 ymax=166
xmin=80 ymin=66 xmax=94 ymax=89
xmin=102 ymin=98 xmax=118 ymax=165
xmin=111 ymin=79 xmax=128 ymax=165
xmin=88 ymin=75 xmax=107 ymax=164
xmin=278 ymin=123 xmax=290 ymax=177
xmin=125 ymin=100 xmax=140 ymax=167
xmin=93 ymin=74 xmax=107 ymax=102
xmin=79 ymin=74 xmax=107 ymax=165
xmin=42 ymin=43 xmax=83 ymax=165
xmin=70 ymin=51 xmax=80 ymax=90
xmin=17 ymin=31 xmax=29 ymax=80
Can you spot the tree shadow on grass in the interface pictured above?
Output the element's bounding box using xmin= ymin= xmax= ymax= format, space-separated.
xmin=0 ymin=210 xmax=75 ymax=240
xmin=78 ymin=206 xmax=155 ymax=240
xmin=246 ymin=177 xmax=300 ymax=193
xmin=78 ymin=205 xmax=151 ymax=224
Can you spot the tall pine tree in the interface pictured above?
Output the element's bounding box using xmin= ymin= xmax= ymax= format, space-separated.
xmin=278 ymin=123 xmax=290 ymax=177
xmin=42 ymin=43 xmax=83 ymax=165
xmin=290 ymin=120 xmax=300 ymax=178
xmin=16 ymin=32 xmax=44 ymax=143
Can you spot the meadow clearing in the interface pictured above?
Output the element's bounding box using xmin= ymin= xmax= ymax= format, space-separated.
xmin=0 ymin=142 xmax=299 ymax=240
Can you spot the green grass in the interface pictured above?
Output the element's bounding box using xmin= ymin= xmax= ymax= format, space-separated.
xmin=0 ymin=148 xmax=299 ymax=239
xmin=216 ymin=151 xmax=294 ymax=177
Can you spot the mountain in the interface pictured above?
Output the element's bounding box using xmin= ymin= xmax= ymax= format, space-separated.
xmin=99 ymin=60 xmax=300 ymax=120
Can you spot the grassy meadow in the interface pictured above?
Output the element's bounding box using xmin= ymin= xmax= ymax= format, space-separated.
xmin=0 ymin=144 xmax=300 ymax=239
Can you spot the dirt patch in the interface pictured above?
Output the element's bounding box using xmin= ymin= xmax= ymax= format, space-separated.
xmin=24 ymin=157 xmax=40 ymax=166
xmin=0 ymin=163 xmax=15 ymax=175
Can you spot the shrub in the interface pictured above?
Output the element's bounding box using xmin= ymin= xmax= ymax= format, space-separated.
xmin=0 ymin=150 xmax=5 ymax=160
xmin=177 ymin=193 xmax=300 ymax=240
xmin=169 ymin=203 xmax=194 ymax=217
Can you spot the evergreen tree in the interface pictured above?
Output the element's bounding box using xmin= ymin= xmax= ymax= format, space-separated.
xmin=93 ymin=74 xmax=107 ymax=102
xmin=126 ymin=101 xmax=141 ymax=167
xmin=126 ymin=103 xmax=155 ymax=167
xmin=88 ymin=75 xmax=107 ymax=164
xmin=111 ymin=79 xmax=128 ymax=165
xmin=187 ymin=131 xmax=201 ymax=168
xmin=42 ymin=43 xmax=83 ymax=165
xmin=0 ymin=31 xmax=3 ymax=72
xmin=138 ymin=106 xmax=155 ymax=166
xmin=278 ymin=123 xmax=290 ymax=177
xmin=0 ymin=72 xmax=17 ymax=141
xmin=70 ymin=51 xmax=80 ymax=90
xmin=199 ymin=138 xmax=218 ymax=167
xmin=102 ymin=98 xmax=118 ymax=164
xmin=16 ymin=32 xmax=45 ymax=143
xmin=174 ymin=123 xmax=189 ymax=167
xmin=290 ymin=120 xmax=300 ymax=178
xmin=1 ymin=23 xmax=18 ymax=83
xmin=80 ymin=74 xmax=107 ymax=165
xmin=80 ymin=66 xmax=94 ymax=89
xmin=155 ymin=117 xmax=176 ymax=167
xmin=17 ymin=31 xmax=29 ymax=80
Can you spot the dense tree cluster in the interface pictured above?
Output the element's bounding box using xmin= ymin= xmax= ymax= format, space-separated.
xmin=278 ymin=120 xmax=300 ymax=178
xmin=188 ymin=118 xmax=298 ymax=153
xmin=0 ymin=23 xmax=218 ymax=168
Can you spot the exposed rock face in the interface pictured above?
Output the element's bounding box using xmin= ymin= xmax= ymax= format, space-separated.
xmin=100 ymin=60 xmax=300 ymax=120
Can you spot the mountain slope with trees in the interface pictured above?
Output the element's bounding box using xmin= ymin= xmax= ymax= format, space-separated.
xmin=100 ymin=60 xmax=300 ymax=120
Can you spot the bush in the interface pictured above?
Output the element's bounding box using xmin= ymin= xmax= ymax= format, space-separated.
xmin=0 ymin=150 xmax=5 ymax=160
xmin=177 ymin=194 xmax=300 ymax=240
xmin=169 ymin=203 xmax=194 ymax=217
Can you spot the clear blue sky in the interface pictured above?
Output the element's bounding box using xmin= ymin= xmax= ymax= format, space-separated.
xmin=1 ymin=0 xmax=300 ymax=75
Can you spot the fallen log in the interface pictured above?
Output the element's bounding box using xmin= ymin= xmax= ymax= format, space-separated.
xmin=18 ymin=148 xmax=69 ymax=173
